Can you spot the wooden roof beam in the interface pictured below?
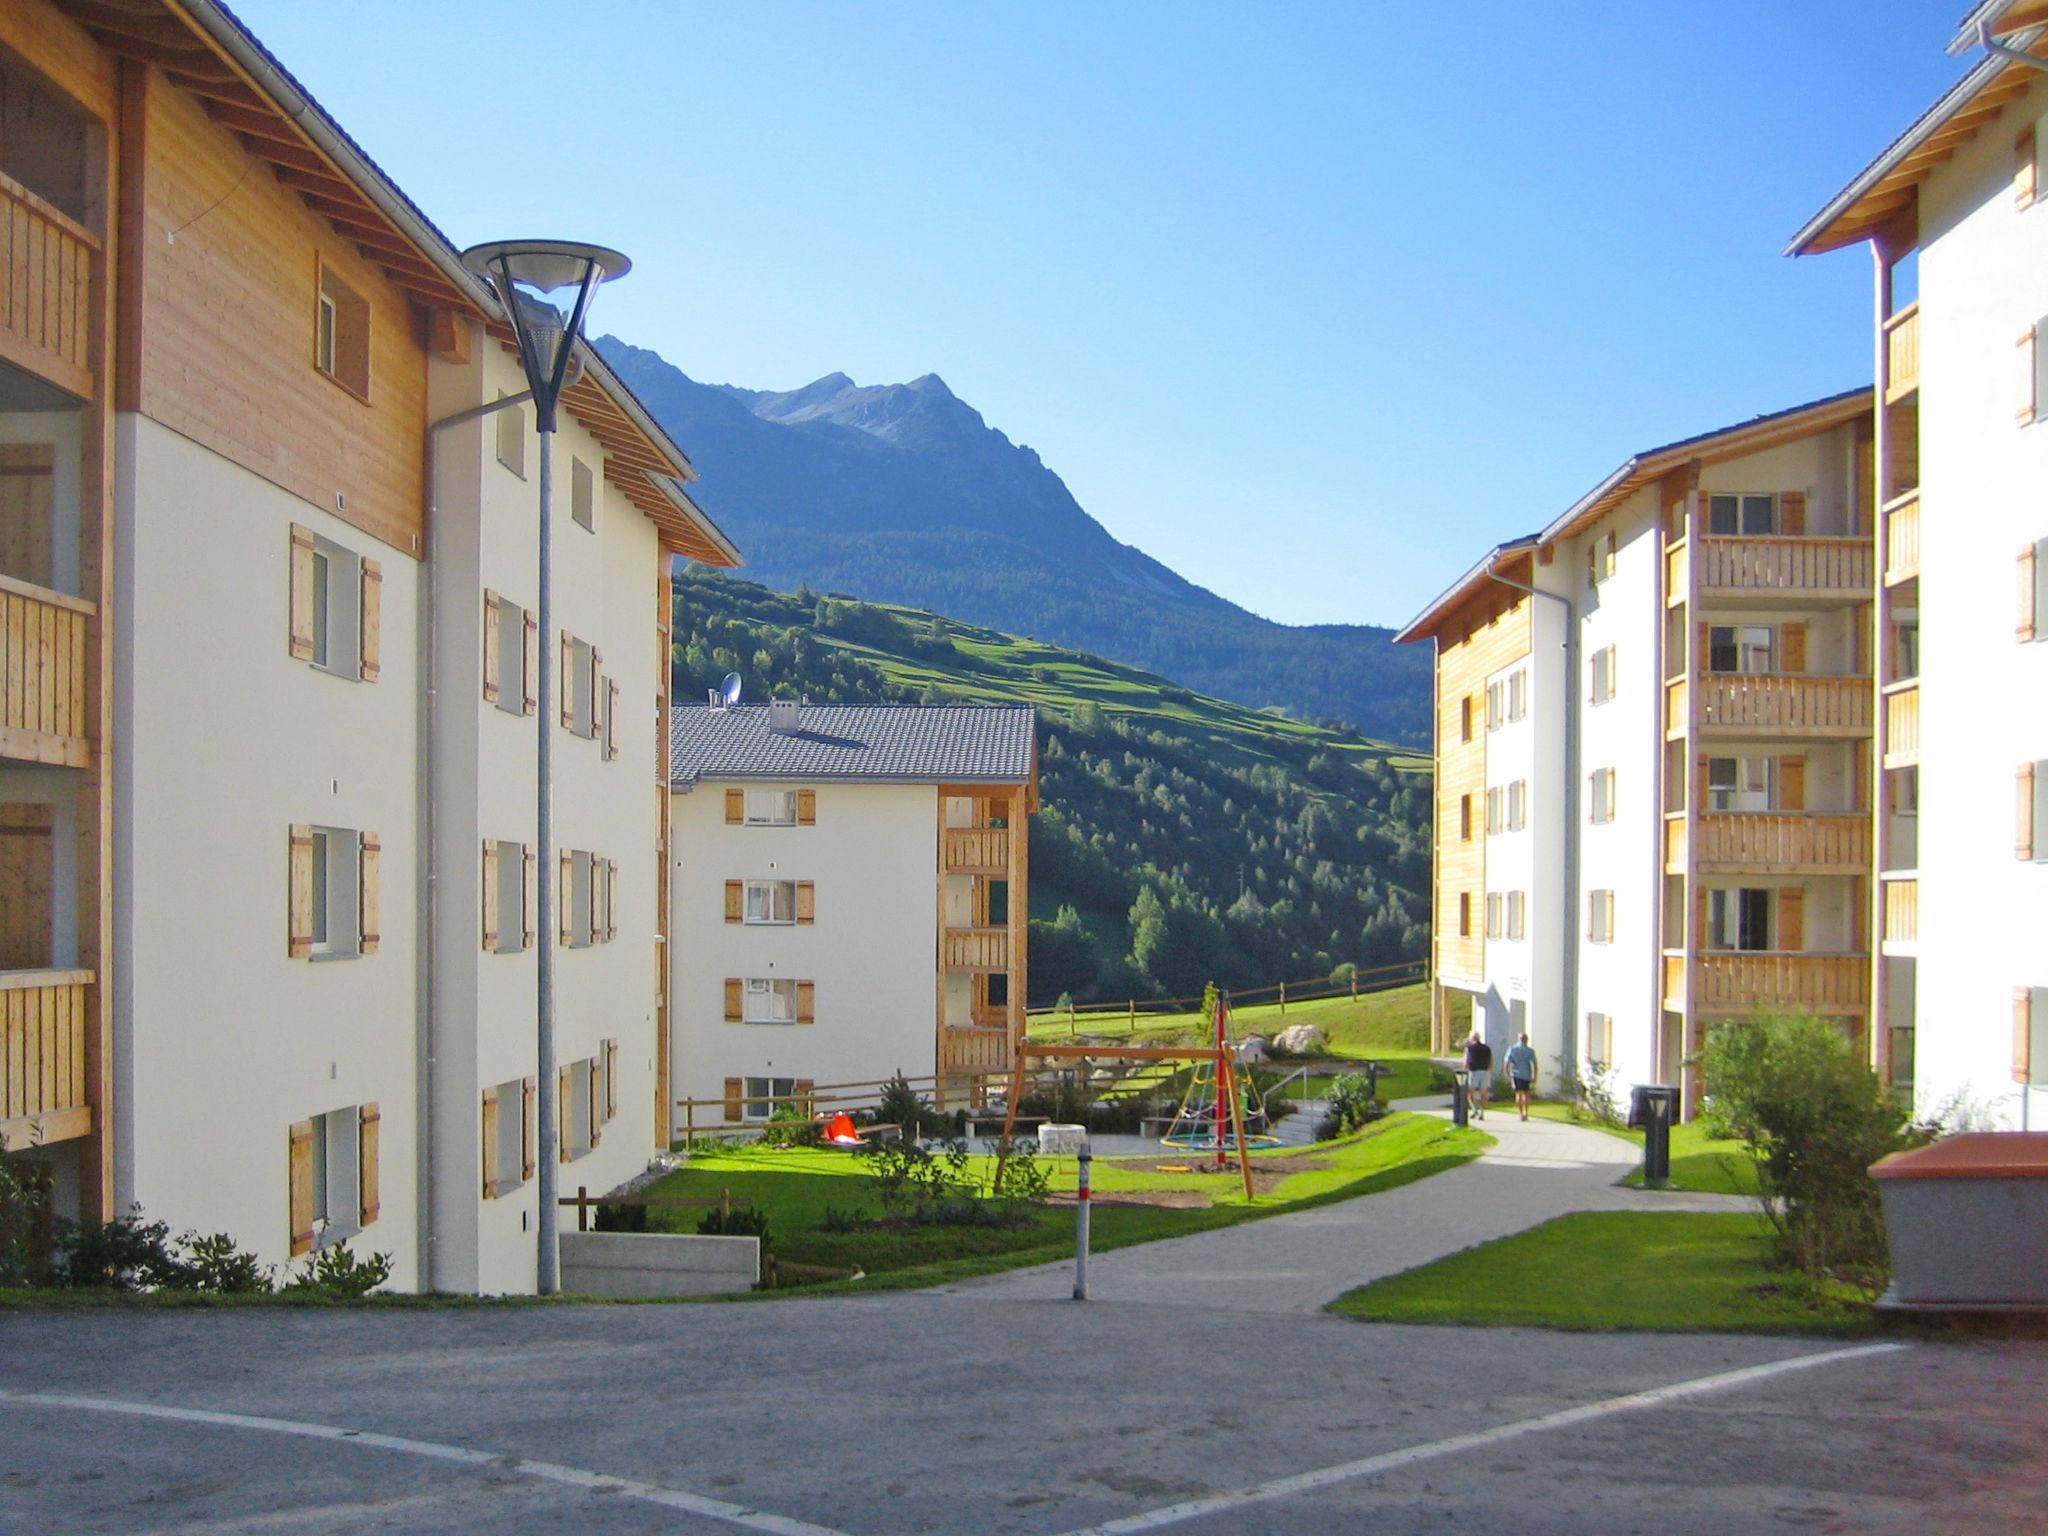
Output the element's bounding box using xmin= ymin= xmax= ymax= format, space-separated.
xmin=63 ymin=1 xmax=230 ymax=61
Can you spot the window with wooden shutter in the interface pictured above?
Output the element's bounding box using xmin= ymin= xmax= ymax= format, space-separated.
xmin=2020 ymin=763 xmax=2038 ymax=861
xmin=358 ymin=1102 xmax=380 ymax=1227
xmin=796 ymin=980 xmax=816 ymax=1024
xmin=2016 ymin=988 xmax=2037 ymax=1085
xmin=723 ymin=1077 xmax=744 ymax=1122
xmin=521 ymin=1076 xmax=537 ymax=1180
xmin=2021 ymin=324 xmax=2040 ymax=425
xmin=483 ymin=590 xmax=502 ymax=703
xmin=481 ymin=1085 xmax=500 ymax=1197
xmin=1777 ymin=888 xmax=1805 ymax=952
xmin=522 ymin=610 xmax=539 ymax=714
xmin=605 ymin=858 xmax=619 ymax=942
xmin=1777 ymin=757 xmax=1806 ymax=812
xmin=588 ymin=1055 xmax=604 ymax=1148
xmin=1778 ymin=491 xmax=1806 ymax=537
xmin=589 ymin=647 xmax=604 ymax=739
xmin=560 ymin=633 xmax=575 ymax=728
xmin=358 ymin=831 xmax=381 ymax=955
xmin=558 ymin=1064 xmax=573 ymax=1162
xmin=2021 ymin=543 xmax=2040 ymax=643
xmin=605 ymin=678 xmax=620 ymax=760
xmin=356 ymin=558 xmax=382 ymax=683
xmin=481 ymin=840 xmax=500 ymax=951
xmin=288 ymin=1119 xmax=316 ymax=1256
xmin=724 ymin=879 xmax=743 ymax=923
xmin=604 ymin=1038 xmax=618 ymax=1120
xmin=289 ymin=524 xmax=317 ymax=660
xmin=522 ymin=844 xmax=537 ymax=948
xmin=1779 ymin=623 xmax=1806 ymax=675
xmin=288 ymin=824 xmax=315 ymax=958
xmin=724 ymin=978 xmax=743 ymax=1022
xmin=560 ymin=852 xmax=575 ymax=944
xmin=725 ymin=788 xmax=744 ymax=824
xmin=797 ymin=789 xmax=817 ymax=826
xmin=795 ymin=881 xmax=815 ymax=924
xmin=2020 ymin=124 xmax=2038 ymax=208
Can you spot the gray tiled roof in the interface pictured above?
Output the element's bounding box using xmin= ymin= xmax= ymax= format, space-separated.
xmin=669 ymin=704 xmax=1036 ymax=785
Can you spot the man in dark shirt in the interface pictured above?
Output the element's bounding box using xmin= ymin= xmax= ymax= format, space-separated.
xmin=1463 ymin=1030 xmax=1494 ymax=1121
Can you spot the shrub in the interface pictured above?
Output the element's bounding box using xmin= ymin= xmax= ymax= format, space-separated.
xmin=1552 ymin=1055 xmax=1624 ymax=1127
xmin=820 ymin=1203 xmax=867 ymax=1233
xmin=875 ymin=1072 xmax=951 ymax=1139
xmin=760 ymin=1104 xmax=821 ymax=1148
xmin=283 ymin=1243 xmax=392 ymax=1299
xmin=180 ymin=1233 xmax=272 ymax=1294
xmin=1696 ymin=1013 xmax=1927 ymax=1288
xmin=697 ymin=1203 xmax=771 ymax=1254
xmin=56 ymin=1208 xmax=191 ymax=1292
xmin=0 ymin=1156 xmax=56 ymax=1287
xmin=592 ymin=1201 xmax=650 ymax=1233
xmin=1318 ymin=1072 xmax=1388 ymax=1140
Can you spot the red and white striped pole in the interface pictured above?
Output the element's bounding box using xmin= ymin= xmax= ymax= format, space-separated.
xmin=1073 ymin=1135 xmax=1092 ymax=1301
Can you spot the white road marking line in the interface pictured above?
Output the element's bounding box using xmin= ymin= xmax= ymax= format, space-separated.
xmin=0 ymin=1389 xmax=850 ymax=1536
xmin=1053 ymin=1341 xmax=1911 ymax=1536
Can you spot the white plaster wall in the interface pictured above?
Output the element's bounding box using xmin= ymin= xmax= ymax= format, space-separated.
xmin=113 ymin=413 xmax=422 ymax=1286
xmin=670 ymin=781 xmax=938 ymax=1116
xmin=1478 ymin=654 xmax=1533 ymax=1061
xmin=1911 ymin=79 xmax=2048 ymax=1128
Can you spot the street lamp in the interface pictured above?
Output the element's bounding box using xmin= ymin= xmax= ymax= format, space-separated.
xmin=460 ymin=239 xmax=630 ymax=1295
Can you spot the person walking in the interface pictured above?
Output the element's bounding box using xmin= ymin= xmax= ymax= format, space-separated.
xmin=1462 ymin=1029 xmax=1493 ymax=1121
xmin=1504 ymin=1031 xmax=1538 ymax=1121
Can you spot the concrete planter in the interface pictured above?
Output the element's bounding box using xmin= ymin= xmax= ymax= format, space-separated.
xmin=1871 ymin=1132 xmax=2048 ymax=1309
xmin=558 ymin=1231 xmax=759 ymax=1299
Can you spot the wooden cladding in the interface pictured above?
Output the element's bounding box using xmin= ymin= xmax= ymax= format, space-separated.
xmin=1884 ymin=493 xmax=1920 ymax=587
xmin=0 ymin=969 xmax=91 ymax=1143
xmin=1883 ymin=684 xmax=1920 ymax=768
xmin=1692 ymin=537 xmax=1871 ymax=599
xmin=1883 ymin=302 xmax=1919 ymax=404
xmin=0 ymin=171 xmax=97 ymax=399
xmin=943 ymin=927 xmax=1011 ymax=971
xmin=941 ymin=1024 xmax=1010 ymax=1073
xmin=1695 ymin=675 xmax=1870 ymax=737
xmin=1691 ymin=952 xmax=1870 ymax=1016
xmin=1689 ymin=812 xmax=1872 ymax=874
xmin=1884 ymin=877 xmax=1918 ymax=948
xmin=0 ymin=574 xmax=92 ymax=765
xmin=943 ymin=827 xmax=1010 ymax=872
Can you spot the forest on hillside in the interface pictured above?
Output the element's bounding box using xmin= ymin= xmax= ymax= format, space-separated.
xmin=671 ymin=568 xmax=1432 ymax=1006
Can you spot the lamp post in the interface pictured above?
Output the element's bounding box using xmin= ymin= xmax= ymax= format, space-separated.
xmin=460 ymin=240 xmax=629 ymax=1294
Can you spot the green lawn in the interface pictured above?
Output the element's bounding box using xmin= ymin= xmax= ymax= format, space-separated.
xmin=641 ymin=1112 xmax=1489 ymax=1293
xmin=1330 ymin=1212 xmax=1875 ymax=1336
xmin=1468 ymin=1100 xmax=1757 ymax=1197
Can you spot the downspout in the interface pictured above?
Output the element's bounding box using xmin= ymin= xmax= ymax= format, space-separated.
xmin=1974 ymin=20 xmax=2048 ymax=74
xmin=1482 ymin=562 xmax=1580 ymax=1073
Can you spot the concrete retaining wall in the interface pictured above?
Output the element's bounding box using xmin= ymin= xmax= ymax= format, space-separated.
xmin=558 ymin=1231 xmax=759 ymax=1298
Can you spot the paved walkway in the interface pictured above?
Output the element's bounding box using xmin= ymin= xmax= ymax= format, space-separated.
xmin=957 ymin=1097 xmax=1747 ymax=1313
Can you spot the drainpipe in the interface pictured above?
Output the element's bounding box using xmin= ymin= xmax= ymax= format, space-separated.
xmin=1974 ymin=20 xmax=2048 ymax=74
xmin=1482 ymin=562 xmax=1580 ymax=1073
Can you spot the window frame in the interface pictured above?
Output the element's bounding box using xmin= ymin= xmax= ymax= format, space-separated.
xmin=1708 ymin=624 xmax=1774 ymax=676
xmin=744 ymin=976 xmax=799 ymax=1025
xmin=744 ymin=789 xmax=799 ymax=827
xmin=312 ymin=257 xmax=371 ymax=403
xmin=1485 ymin=891 xmax=1503 ymax=939
xmin=1706 ymin=887 xmax=1773 ymax=952
xmin=495 ymin=391 xmax=527 ymax=479
xmin=744 ymin=1075 xmax=798 ymax=1120
xmin=1707 ymin=493 xmax=1778 ymax=538
xmin=571 ymin=455 xmax=596 ymax=533
xmin=305 ymin=533 xmax=363 ymax=682
xmin=744 ymin=879 xmax=797 ymax=926
xmin=1587 ymin=889 xmax=1615 ymax=944
xmin=308 ymin=826 xmax=362 ymax=960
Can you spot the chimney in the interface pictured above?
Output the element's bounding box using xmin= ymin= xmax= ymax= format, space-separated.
xmin=766 ymin=698 xmax=802 ymax=735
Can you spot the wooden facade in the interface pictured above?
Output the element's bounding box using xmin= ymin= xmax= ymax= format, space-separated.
xmin=936 ymin=777 xmax=1035 ymax=1093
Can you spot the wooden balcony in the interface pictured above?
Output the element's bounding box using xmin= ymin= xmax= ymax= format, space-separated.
xmin=1 ymin=968 xmax=92 ymax=1150
xmin=1664 ymin=538 xmax=1687 ymax=602
xmin=1695 ymin=675 xmax=1871 ymax=739
xmin=940 ymin=1023 xmax=1011 ymax=1073
xmin=1883 ymin=492 xmax=1920 ymax=587
xmin=1691 ymin=812 xmax=1872 ymax=875
xmin=1 ymin=575 xmax=93 ymax=767
xmin=1693 ymin=537 xmax=1872 ymax=604
xmin=1690 ymin=952 xmax=1870 ymax=1017
xmin=942 ymin=827 xmax=1009 ymax=874
xmin=1663 ymin=676 xmax=1689 ymax=740
xmin=1882 ymin=875 xmax=1918 ymax=953
xmin=1883 ymin=682 xmax=1919 ymax=769
xmin=1883 ymin=303 xmax=1919 ymax=404
xmin=0 ymin=172 xmax=98 ymax=400
xmin=943 ymin=927 xmax=1010 ymax=972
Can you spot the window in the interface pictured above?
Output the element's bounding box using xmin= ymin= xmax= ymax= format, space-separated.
xmin=1888 ymin=1025 xmax=1916 ymax=1091
xmin=2017 ymin=987 xmax=2048 ymax=1085
xmin=1486 ymin=681 xmax=1504 ymax=731
xmin=483 ymin=838 xmax=531 ymax=954
xmin=1486 ymin=892 xmax=1503 ymax=939
xmin=1893 ymin=618 xmax=1920 ymax=679
xmin=1486 ymin=786 xmax=1503 ymax=834
xmin=2020 ymin=318 xmax=2048 ymax=426
xmin=569 ymin=455 xmax=597 ymax=532
xmin=2021 ymin=537 xmax=2047 ymax=642
xmin=563 ymin=1057 xmax=597 ymax=1161
xmin=1587 ymin=889 xmax=1615 ymax=944
xmin=1507 ymin=669 xmax=1527 ymax=722
xmin=746 ymin=879 xmax=797 ymax=925
xmin=1589 ymin=645 xmax=1616 ymax=704
xmin=483 ymin=591 xmax=535 ymax=716
xmin=2021 ymin=760 xmax=2048 ymax=861
xmin=745 ymin=977 xmax=799 ymax=1024
xmin=562 ymin=634 xmax=599 ymax=738
xmin=313 ymin=261 xmax=369 ymax=400
xmin=561 ymin=850 xmax=615 ymax=947
xmin=482 ymin=1077 xmax=534 ymax=1198
xmin=745 ymin=1076 xmax=797 ymax=1121
xmin=288 ymin=1103 xmax=378 ymax=1256
xmin=1589 ymin=767 xmax=1616 ymax=824
xmin=1507 ymin=780 xmax=1527 ymax=831
xmin=1458 ymin=893 xmax=1471 ymax=937
xmin=1603 ymin=531 xmax=1616 ymax=580
xmin=1707 ymin=757 xmax=1772 ymax=813
xmin=289 ymin=525 xmax=378 ymax=683
xmin=1707 ymin=494 xmax=1777 ymax=537
xmin=1707 ymin=888 xmax=1772 ymax=952
xmin=1891 ymin=765 xmax=1920 ymax=818
xmin=1459 ymin=794 xmax=1472 ymax=842
xmin=1586 ymin=1012 xmax=1614 ymax=1068
xmin=1507 ymin=890 xmax=1526 ymax=941
xmin=290 ymin=824 xmax=376 ymax=960
xmin=496 ymin=392 xmax=526 ymax=477
xmin=1460 ymin=696 xmax=1473 ymax=742
xmin=745 ymin=789 xmax=799 ymax=826
xmin=1708 ymin=625 xmax=1773 ymax=675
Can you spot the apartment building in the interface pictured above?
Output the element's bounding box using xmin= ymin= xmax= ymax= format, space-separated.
xmin=0 ymin=0 xmax=738 ymax=1292
xmin=1398 ymin=393 xmax=1876 ymax=1109
xmin=668 ymin=703 xmax=1036 ymax=1131
xmin=1789 ymin=3 xmax=2048 ymax=1129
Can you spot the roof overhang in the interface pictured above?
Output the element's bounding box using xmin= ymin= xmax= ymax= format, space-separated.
xmin=1394 ymin=537 xmax=1538 ymax=646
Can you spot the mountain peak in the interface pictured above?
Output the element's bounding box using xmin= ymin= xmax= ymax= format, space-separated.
xmin=906 ymin=373 xmax=954 ymax=399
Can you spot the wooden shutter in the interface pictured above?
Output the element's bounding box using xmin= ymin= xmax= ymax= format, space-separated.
xmin=1779 ymin=623 xmax=1806 ymax=675
xmin=588 ymin=853 xmax=603 ymax=943
xmin=589 ymin=1057 xmax=603 ymax=1148
xmin=2020 ymin=763 xmax=2037 ymax=861
xmin=522 ymin=844 xmax=537 ymax=948
xmin=482 ymin=590 xmax=502 ymax=703
xmin=561 ymin=633 xmax=576 ymax=727
xmin=1697 ymin=621 xmax=1711 ymax=672
xmin=2021 ymin=544 xmax=2039 ymax=643
xmin=2017 ymin=989 xmax=2036 ymax=1084
xmin=521 ymin=1076 xmax=537 ymax=1180
xmin=357 ymin=831 xmax=381 ymax=955
xmin=288 ymin=824 xmax=315 ymax=958
xmin=589 ymin=647 xmax=604 ymax=738
xmin=288 ymin=524 xmax=316 ymax=660
xmin=795 ymin=1079 xmax=815 ymax=1116
xmin=1604 ymin=646 xmax=1616 ymax=700
xmin=2020 ymin=124 xmax=2038 ymax=208
xmin=560 ymin=852 xmax=575 ymax=944
xmin=559 ymin=1065 xmax=573 ymax=1162
xmin=481 ymin=1086 xmax=501 ymax=1197
xmin=1778 ymin=757 xmax=1806 ymax=812
xmin=795 ymin=881 xmax=815 ymax=924
xmin=605 ymin=858 xmax=619 ymax=941
xmin=358 ymin=1103 xmax=380 ymax=1227
xmin=797 ymin=789 xmax=817 ymax=825
xmin=288 ymin=1119 xmax=316 ymax=1256
xmin=358 ymin=558 xmax=382 ymax=682
xmin=796 ymin=980 xmax=816 ymax=1024
xmin=723 ymin=1077 xmax=743 ymax=1122
xmin=604 ymin=1039 xmax=618 ymax=1120
xmin=1777 ymin=888 xmax=1805 ymax=952
xmin=481 ymin=840 xmax=500 ymax=951
xmin=725 ymin=788 xmax=744 ymax=824
xmin=605 ymin=678 xmax=620 ymax=760
xmin=521 ymin=610 xmax=539 ymax=714
xmin=724 ymin=977 xmax=743 ymax=1022
xmin=1778 ymin=491 xmax=1806 ymax=537
xmin=2020 ymin=325 xmax=2038 ymax=425
xmin=724 ymin=879 xmax=743 ymax=923
xmin=1696 ymin=754 xmax=1710 ymax=813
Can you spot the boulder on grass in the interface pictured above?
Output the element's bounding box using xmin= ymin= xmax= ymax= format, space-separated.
xmin=1237 ymin=1033 xmax=1271 ymax=1064
xmin=1274 ymin=1024 xmax=1327 ymax=1057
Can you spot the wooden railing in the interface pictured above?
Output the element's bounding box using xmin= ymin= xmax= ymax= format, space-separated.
xmin=0 ymin=575 xmax=93 ymax=766
xmin=1692 ymin=952 xmax=1870 ymax=1015
xmin=1693 ymin=537 xmax=1871 ymax=599
xmin=1883 ymin=492 xmax=1920 ymax=586
xmin=1884 ymin=682 xmax=1920 ymax=767
xmin=942 ymin=927 xmax=1010 ymax=971
xmin=0 ymin=172 xmax=97 ymax=399
xmin=942 ymin=827 xmax=1009 ymax=873
xmin=1664 ymin=538 xmax=1687 ymax=600
xmin=1884 ymin=302 xmax=1920 ymax=403
xmin=941 ymin=1023 xmax=1011 ymax=1073
xmin=1693 ymin=812 xmax=1872 ymax=872
xmin=1695 ymin=674 xmax=1870 ymax=736
xmin=1662 ymin=952 xmax=1687 ymax=1010
xmin=1664 ymin=816 xmax=1686 ymax=874
xmin=1664 ymin=676 xmax=1689 ymax=739
xmin=1883 ymin=876 xmax=1918 ymax=948
xmin=1 ymin=969 xmax=91 ymax=1142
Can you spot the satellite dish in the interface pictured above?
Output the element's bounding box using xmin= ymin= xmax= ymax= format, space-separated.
xmin=720 ymin=672 xmax=743 ymax=707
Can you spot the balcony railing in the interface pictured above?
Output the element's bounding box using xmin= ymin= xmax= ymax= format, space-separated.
xmin=1884 ymin=682 xmax=1919 ymax=768
xmin=1693 ymin=537 xmax=1871 ymax=601
xmin=940 ymin=1023 xmax=1010 ymax=1073
xmin=942 ymin=927 xmax=1010 ymax=971
xmin=1883 ymin=492 xmax=1920 ymax=587
xmin=942 ymin=827 xmax=1009 ymax=873
xmin=1664 ymin=676 xmax=1689 ymax=739
xmin=1665 ymin=538 xmax=1687 ymax=601
xmin=1 ymin=968 xmax=92 ymax=1147
xmin=0 ymin=574 xmax=93 ymax=766
xmin=1883 ymin=876 xmax=1918 ymax=950
xmin=1884 ymin=303 xmax=1919 ymax=403
xmin=1692 ymin=812 xmax=1872 ymax=873
xmin=1695 ymin=674 xmax=1871 ymax=737
xmin=0 ymin=172 xmax=97 ymax=399
xmin=1691 ymin=952 xmax=1870 ymax=1016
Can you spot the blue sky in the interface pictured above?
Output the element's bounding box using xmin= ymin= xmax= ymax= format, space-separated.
xmin=234 ymin=1 xmax=1964 ymax=628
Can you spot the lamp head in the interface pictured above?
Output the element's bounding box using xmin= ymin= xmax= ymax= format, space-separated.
xmin=459 ymin=239 xmax=629 ymax=432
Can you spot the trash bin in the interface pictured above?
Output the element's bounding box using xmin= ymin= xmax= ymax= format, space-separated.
xmin=1871 ymin=1133 xmax=2048 ymax=1308
xmin=1629 ymin=1085 xmax=1680 ymax=1185
xmin=1449 ymin=1069 xmax=1469 ymax=1129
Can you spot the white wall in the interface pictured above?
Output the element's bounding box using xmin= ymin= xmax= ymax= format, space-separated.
xmin=670 ymin=781 xmax=938 ymax=1118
